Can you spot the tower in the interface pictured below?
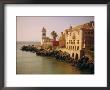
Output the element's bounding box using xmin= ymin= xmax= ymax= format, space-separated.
xmin=41 ymin=27 xmax=46 ymax=44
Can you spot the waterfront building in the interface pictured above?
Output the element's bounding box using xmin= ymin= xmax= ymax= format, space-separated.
xmin=65 ymin=21 xmax=94 ymax=60
xmin=59 ymin=32 xmax=66 ymax=48
xmin=41 ymin=27 xmax=52 ymax=49
xmin=41 ymin=27 xmax=59 ymax=49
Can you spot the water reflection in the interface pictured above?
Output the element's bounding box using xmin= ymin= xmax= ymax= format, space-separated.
xmin=17 ymin=51 xmax=81 ymax=74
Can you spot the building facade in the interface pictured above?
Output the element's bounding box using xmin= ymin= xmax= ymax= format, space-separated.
xmin=59 ymin=32 xmax=66 ymax=48
xmin=65 ymin=21 xmax=94 ymax=59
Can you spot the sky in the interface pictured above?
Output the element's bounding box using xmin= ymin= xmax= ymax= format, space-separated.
xmin=17 ymin=16 xmax=94 ymax=42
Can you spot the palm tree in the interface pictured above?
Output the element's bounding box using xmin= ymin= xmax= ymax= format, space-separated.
xmin=51 ymin=31 xmax=58 ymax=41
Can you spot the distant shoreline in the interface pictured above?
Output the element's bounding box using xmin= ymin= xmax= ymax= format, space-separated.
xmin=17 ymin=41 xmax=40 ymax=42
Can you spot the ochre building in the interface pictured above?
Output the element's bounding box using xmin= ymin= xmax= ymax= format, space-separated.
xmin=64 ymin=21 xmax=94 ymax=59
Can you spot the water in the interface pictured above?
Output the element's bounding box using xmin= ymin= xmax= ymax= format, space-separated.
xmin=16 ymin=41 xmax=88 ymax=74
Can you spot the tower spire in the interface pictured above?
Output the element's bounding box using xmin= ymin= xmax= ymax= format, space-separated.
xmin=42 ymin=27 xmax=46 ymax=32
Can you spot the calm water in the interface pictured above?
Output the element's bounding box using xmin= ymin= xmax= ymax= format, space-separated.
xmin=17 ymin=41 xmax=88 ymax=74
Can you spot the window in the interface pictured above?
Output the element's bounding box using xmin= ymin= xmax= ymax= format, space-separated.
xmin=77 ymin=40 xmax=79 ymax=44
xmin=73 ymin=40 xmax=75 ymax=44
xmin=73 ymin=46 xmax=74 ymax=50
xmin=77 ymin=46 xmax=79 ymax=50
xmin=70 ymin=33 xmax=71 ymax=36
xmin=67 ymin=42 xmax=68 ymax=44
xmin=43 ymin=33 xmax=46 ymax=36
xmin=72 ymin=53 xmax=74 ymax=57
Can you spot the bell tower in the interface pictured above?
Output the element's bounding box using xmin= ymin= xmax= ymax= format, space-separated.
xmin=41 ymin=27 xmax=46 ymax=44
xmin=42 ymin=27 xmax=46 ymax=39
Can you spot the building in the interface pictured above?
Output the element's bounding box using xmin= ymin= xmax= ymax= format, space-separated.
xmin=41 ymin=27 xmax=59 ymax=49
xmin=41 ymin=27 xmax=46 ymax=45
xmin=41 ymin=27 xmax=52 ymax=49
xmin=59 ymin=32 xmax=66 ymax=48
xmin=65 ymin=21 xmax=94 ymax=60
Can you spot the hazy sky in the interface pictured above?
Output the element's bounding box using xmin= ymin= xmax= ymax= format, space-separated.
xmin=17 ymin=16 xmax=94 ymax=42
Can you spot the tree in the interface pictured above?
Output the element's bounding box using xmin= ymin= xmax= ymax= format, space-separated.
xmin=51 ymin=31 xmax=58 ymax=41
